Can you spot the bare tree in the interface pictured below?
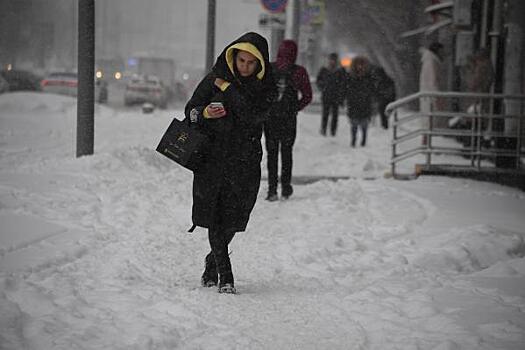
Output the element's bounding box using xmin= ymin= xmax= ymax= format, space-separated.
xmin=323 ymin=0 xmax=428 ymax=97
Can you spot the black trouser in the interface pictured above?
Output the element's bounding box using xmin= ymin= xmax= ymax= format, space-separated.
xmin=321 ymin=99 xmax=339 ymax=136
xmin=205 ymin=228 xmax=236 ymax=285
xmin=265 ymin=123 xmax=297 ymax=196
xmin=350 ymin=118 xmax=369 ymax=146
xmin=378 ymin=99 xmax=389 ymax=129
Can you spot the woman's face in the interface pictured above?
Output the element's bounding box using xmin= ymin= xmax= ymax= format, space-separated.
xmin=235 ymin=50 xmax=259 ymax=77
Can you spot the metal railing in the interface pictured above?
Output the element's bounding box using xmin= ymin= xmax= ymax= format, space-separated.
xmin=385 ymin=91 xmax=525 ymax=178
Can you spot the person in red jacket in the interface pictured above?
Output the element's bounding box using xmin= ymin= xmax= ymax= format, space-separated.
xmin=264 ymin=40 xmax=312 ymax=201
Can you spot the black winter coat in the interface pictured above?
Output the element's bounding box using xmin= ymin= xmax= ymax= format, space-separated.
xmin=345 ymin=72 xmax=376 ymax=120
xmin=316 ymin=66 xmax=346 ymax=104
xmin=184 ymin=32 xmax=276 ymax=232
xmin=370 ymin=66 xmax=396 ymax=103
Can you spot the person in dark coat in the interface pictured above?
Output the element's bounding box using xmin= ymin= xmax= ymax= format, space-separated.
xmin=370 ymin=65 xmax=396 ymax=129
xmin=184 ymin=32 xmax=276 ymax=294
xmin=264 ymin=40 xmax=312 ymax=201
xmin=316 ymin=52 xmax=346 ymax=136
xmin=345 ymin=56 xmax=375 ymax=147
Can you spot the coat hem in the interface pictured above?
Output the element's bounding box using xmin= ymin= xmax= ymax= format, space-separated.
xmin=190 ymin=222 xmax=248 ymax=233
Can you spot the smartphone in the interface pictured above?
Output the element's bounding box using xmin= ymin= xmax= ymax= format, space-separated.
xmin=210 ymin=102 xmax=224 ymax=109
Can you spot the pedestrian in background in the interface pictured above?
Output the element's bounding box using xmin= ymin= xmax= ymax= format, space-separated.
xmin=370 ymin=65 xmax=396 ymax=129
xmin=464 ymin=48 xmax=494 ymax=94
xmin=419 ymin=41 xmax=445 ymax=144
xmin=458 ymin=48 xmax=495 ymax=146
xmin=344 ymin=56 xmax=375 ymax=147
xmin=316 ymin=52 xmax=346 ymax=136
xmin=184 ymin=32 xmax=276 ymax=294
xmin=264 ymin=40 xmax=312 ymax=201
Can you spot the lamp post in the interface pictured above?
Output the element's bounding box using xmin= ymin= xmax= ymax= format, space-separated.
xmin=205 ymin=0 xmax=216 ymax=71
xmin=77 ymin=0 xmax=95 ymax=157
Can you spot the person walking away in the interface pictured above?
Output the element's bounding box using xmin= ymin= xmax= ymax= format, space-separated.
xmin=419 ymin=42 xmax=445 ymax=144
xmin=456 ymin=49 xmax=495 ymax=146
xmin=264 ymin=40 xmax=312 ymax=201
xmin=465 ymin=48 xmax=494 ymax=95
xmin=316 ymin=52 xmax=346 ymax=136
xmin=370 ymin=65 xmax=396 ymax=129
xmin=184 ymin=32 xmax=276 ymax=294
xmin=345 ymin=56 xmax=375 ymax=147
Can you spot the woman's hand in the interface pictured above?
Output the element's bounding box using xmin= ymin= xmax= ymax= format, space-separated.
xmin=205 ymin=103 xmax=227 ymax=119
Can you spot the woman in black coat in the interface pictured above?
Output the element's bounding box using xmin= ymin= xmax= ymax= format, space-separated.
xmin=184 ymin=32 xmax=276 ymax=294
xmin=345 ymin=56 xmax=375 ymax=147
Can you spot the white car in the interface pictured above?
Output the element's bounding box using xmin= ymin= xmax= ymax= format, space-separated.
xmin=124 ymin=75 xmax=168 ymax=109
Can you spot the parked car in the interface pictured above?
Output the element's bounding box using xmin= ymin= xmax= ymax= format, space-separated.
xmin=40 ymin=72 xmax=78 ymax=97
xmin=40 ymin=72 xmax=108 ymax=103
xmin=124 ymin=74 xmax=168 ymax=109
xmin=0 ymin=69 xmax=42 ymax=91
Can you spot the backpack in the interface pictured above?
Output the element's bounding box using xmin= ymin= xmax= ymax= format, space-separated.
xmin=271 ymin=63 xmax=299 ymax=115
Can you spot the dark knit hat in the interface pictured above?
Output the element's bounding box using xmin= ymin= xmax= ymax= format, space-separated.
xmin=428 ymin=42 xmax=444 ymax=54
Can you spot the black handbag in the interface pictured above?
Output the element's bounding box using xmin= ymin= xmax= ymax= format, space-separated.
xmin=156 ymin=118 xmax=208 ymax=171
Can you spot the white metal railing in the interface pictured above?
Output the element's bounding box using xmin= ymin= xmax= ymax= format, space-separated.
xmin=385 ymin=91 xmax=525 ymax=178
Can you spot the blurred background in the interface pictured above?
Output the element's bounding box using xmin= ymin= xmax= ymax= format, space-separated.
xmin=0 ymin=0 xmax=523 ymax=114
xmin=0 ymin=0 xmax=432 ymax=106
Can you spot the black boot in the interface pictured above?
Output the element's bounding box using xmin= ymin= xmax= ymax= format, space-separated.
xmin=209 ymin=229 xmax=237 ymax=294
xmin=201 ymin=252 xmax=217 ymax=287
xmin=266 ymin=192 xmax=278 ymax=201
xmin=281 ymin=184 xmax=293 ymax=199
xmin=218 ymin=272 xmax=236 ymax=294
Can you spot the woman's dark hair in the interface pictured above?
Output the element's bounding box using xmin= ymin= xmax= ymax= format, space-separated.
xmin=232 ymin=48 xmax=239 ymax=59
xmin=428 ymin=42 xmax=444 ymax=54
xmin=351 ymin=56 xmax=369 ymax=69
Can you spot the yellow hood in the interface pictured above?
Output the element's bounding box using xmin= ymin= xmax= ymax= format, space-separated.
xmin=225 ymin=42 xmax=265 ymax=80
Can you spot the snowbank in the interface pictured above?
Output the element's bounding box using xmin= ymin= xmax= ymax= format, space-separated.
xmin=1 ymin=92 xmax=524 ymax=349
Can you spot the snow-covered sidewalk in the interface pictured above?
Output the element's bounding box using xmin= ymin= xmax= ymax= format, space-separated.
xmin=1 ymin=92 xmax=524 ymax=349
